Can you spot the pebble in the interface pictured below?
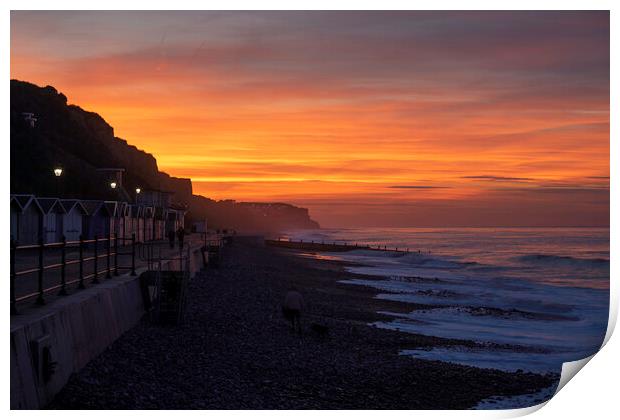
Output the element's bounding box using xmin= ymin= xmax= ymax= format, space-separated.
xmin=48 ymin=242 xmax=558 ymax=409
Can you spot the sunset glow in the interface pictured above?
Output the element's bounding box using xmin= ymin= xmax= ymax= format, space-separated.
xmin=11 ymin=11 xmax=609 ymax=227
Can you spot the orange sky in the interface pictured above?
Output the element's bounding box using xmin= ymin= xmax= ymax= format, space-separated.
xmin=10 ymin=11 xmax=609 ymax=227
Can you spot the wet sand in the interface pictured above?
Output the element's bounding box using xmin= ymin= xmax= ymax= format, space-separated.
xmin=49 ymin=239 xmax=558 ymax=409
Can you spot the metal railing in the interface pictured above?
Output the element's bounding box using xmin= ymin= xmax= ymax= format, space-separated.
xmin=10 ymin=233 xmax=139 ymax=315
xmin=139 ymin=240 xmax=192 ymax=324
xmin=139 ymin=239 xmax=187 ymax=272
xmin=200 ymin=231 xmax=224 ymax=249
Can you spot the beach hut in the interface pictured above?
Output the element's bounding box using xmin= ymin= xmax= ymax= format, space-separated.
xmin=177 ymin=209 xmax=187 ymax=230
xmin=143 ymin=206 xmax=154 ymax=242
xmin=120 ymin=202 xmax=134 ymax=242
xmin=166 ymin=205 xmax=188 ymax=233
xmin=113 ymin=201 xmax=123 ymax=241
xmin=81 ymin=200 xmax=113 ymax=239
xmin=12 ymin=195 xmax=43 ymax=245
xmin=154 ymin=207 xmax=167 ymax=240
xmin=166 ymin=209 xmax=179 ymax=234
xmin=130 ymin=205 xmax=145 ymax=242
xmin=129 ymin=205 xmax=144 ymax=242
xmin=103 ymin=201 xmax=122 ymax=237
xmin=10 ymin=196 xmax=22 ymax=242
xmin=116 ymin=202 xmax=125 ymax=240
xmin=60 ymin=200 xmax=88 ymax=242
xmin=123 ymin=202 xmax=134 ymax=241
xmin=36 ymin=198 xmax=66 ymax=244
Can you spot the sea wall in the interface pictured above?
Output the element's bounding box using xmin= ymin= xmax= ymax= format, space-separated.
xmin=10 ymin=244 xmax=205 ymax=409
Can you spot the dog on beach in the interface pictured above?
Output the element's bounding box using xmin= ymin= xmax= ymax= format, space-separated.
xmin=310 ymin=323 xmax=329 ymax=338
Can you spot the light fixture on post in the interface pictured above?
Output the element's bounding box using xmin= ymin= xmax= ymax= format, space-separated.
xmin=53 ymin=166 xmax=63 ymax=197
xmin=135 ymin=187 xmax=141 ymax=194
xmin=110 ymin=181 xmax=117 ymax=189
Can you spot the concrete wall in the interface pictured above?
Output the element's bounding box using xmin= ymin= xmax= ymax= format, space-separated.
xmin=10 ymin=244 xmax=206 ymax=409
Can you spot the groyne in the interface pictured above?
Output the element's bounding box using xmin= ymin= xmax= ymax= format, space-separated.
xmin=265 ymin=239 xmax=410 ymax=253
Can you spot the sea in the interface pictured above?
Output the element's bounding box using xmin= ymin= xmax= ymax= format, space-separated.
xmin=283 ymin=227 xmax=610 ymax=408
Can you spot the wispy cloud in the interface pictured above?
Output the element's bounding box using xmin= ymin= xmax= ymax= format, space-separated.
xmin=9 ymin=11 xmax=609 ymax=227
xmin=388 ymin=185 xmax=451 ymax=189
xmin=462 ymin=175 xmax=535 ymax=182
xmin=499 ymin=186 xmax=609 ymax=194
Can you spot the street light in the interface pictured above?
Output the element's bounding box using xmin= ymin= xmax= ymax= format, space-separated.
xmin=110 ymin=181 xmax=117 ymax=189
xmin=53 ymin=167 xmax=63 ymax=197
xmin=135 ymin=187 xmax=141 ymax=194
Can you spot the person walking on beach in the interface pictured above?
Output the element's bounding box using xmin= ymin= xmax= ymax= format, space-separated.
xmin=283 ymin=288 xmax=304 ymax=334
xmin=168 ymin=229 xmax=175 ymax=249
xmin=177 ymin=227 xmax=185 ymax=250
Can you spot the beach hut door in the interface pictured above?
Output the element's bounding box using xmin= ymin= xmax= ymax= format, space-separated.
xmin=44 ymin=213 xmax=57 ymax=244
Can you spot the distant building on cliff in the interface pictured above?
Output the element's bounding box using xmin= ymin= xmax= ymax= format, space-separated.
xmin=21 ymin=112 xmax=37 ymax=127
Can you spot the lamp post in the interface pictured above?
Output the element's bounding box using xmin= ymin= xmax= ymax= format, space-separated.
xmin=110 ymin=181 xmax=117 ymax=202
xmin=53 ymin=167 xmax=63 ymax=197
xmin=135 ymin=187 xmax=141 ymax=203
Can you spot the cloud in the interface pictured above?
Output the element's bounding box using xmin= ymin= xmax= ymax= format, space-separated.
xmin=388 ymin=185 xmax=451 ymax=189
xmin=498 ymin=186 xmax=609 ymax=195
xmin=9 ymin=11 xmax=609 ymax=227
xmin=461 ymin=175 xmax=535 ymax=182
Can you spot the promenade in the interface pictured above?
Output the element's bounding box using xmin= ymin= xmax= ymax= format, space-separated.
xmin=11 ymin=234 xmax=208 ymax=314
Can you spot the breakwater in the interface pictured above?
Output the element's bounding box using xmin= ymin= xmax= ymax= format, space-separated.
xmin=265 ymin=239 xmax=410 ymax=253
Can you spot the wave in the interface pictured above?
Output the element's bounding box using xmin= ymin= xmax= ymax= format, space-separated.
xmin=395 ymin=252 xmax=478 ymax=270
xmin=464 ymin=306 xmax=579 ymax=322
xmin=343 ymin=248 xmax=477 ymax=270
xmin=516 ymin=254 xmax=609 ymax=268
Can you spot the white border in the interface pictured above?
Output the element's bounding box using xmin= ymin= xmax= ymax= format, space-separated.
xmin=3 ymin=2 xmax=616 ymax=419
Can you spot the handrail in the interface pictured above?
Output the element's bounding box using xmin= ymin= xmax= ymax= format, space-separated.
xmin=10 ymin=232 xmax=206 ymax=314
xmin=14 ymin=252 xmax=118 ymax=276
xmin=14 ymin=236 xmax=116 ymax=250
xmin=10 ymin=233 xmax=140 ymax=313
xmin=15 ymin=269 xmax=110 ymax=303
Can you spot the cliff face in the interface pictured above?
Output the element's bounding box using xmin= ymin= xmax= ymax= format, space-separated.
xmin=10 ymin=80 xmax=320 ymax=231
xmin=188 ymin=197 xmax=320 ymax=232
xmin=11 ymin=81 xmax=162 ymax=200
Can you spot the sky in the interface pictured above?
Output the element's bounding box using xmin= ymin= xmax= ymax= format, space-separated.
xmin=10 ymin=11 xmax=609 ymax=227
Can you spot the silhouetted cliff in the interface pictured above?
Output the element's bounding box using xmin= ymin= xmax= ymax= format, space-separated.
xmin=188 ymin=197 xmax=319 ymax=232
xmin=10 ymin=80 xmax=319 ymax=231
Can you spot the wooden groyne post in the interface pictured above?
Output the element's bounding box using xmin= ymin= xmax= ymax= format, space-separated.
xmin=264 ymin=238 xmax=409 ymax=254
